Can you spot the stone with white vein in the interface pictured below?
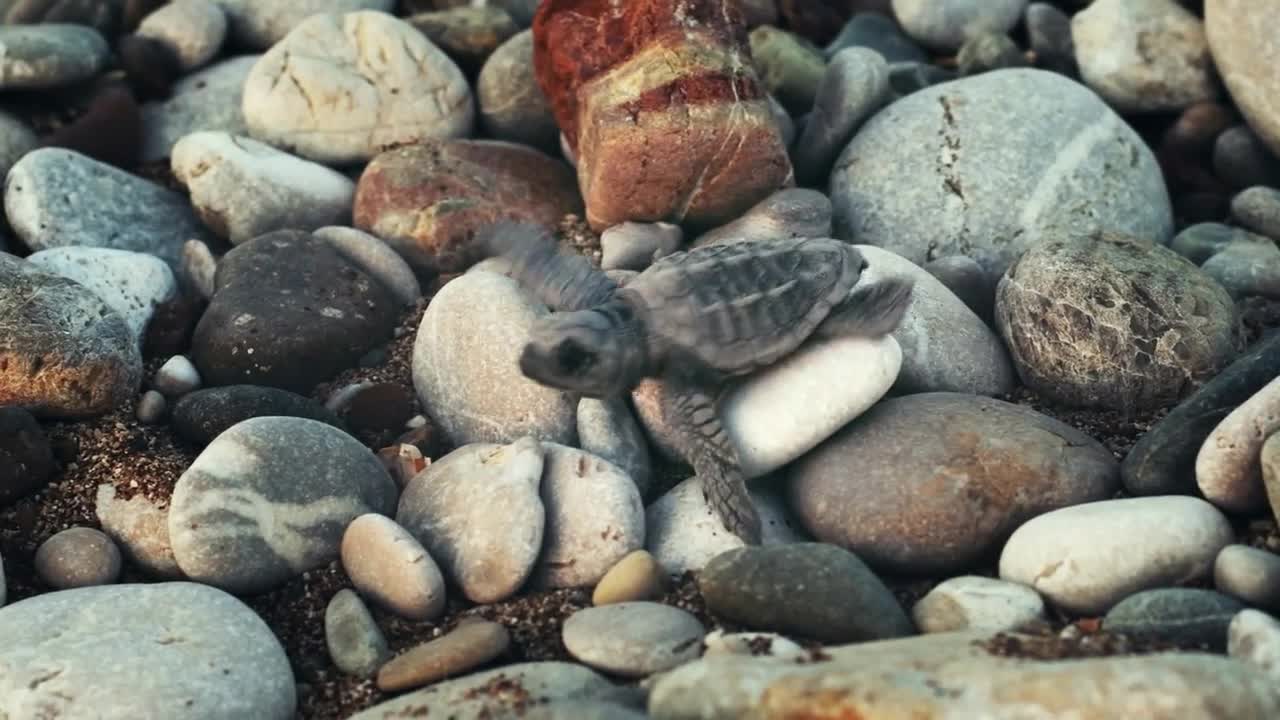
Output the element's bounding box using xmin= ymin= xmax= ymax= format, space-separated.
xmin=167 ymin=416 xmax=399 ymax=594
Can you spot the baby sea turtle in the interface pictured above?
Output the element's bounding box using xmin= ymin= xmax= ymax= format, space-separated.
xmin=479 ymin=222 xmax=915 ymax=544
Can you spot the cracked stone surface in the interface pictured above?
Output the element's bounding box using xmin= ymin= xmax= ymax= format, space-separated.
xmin=785 ymin=391 xmax=1119 ymax=576
xmin=998 ymin=496 xmax=1234 ymax=615
xmin=830 ymin=67 xmax=1173 ymax=279
xmin=241 ymin=10 xmax=474 ymax=166
xmin=995 ymin=231 xmax=1239 ymax=414
xmin=168 ymin=415 xmax=399 ymax=594
xmin=0 ymin=582 xmax=296 ymax=719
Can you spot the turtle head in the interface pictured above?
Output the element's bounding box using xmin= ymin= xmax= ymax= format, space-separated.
xmin=519 ymin=307 xmax=646 ymax=397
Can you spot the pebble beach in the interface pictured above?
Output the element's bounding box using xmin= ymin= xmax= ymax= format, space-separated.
xmin=4 ymin=0 xmax=1280 ymax=718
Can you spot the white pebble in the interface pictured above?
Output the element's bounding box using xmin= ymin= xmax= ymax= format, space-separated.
xmin=153 ymin=355 xmax=201 ymax=397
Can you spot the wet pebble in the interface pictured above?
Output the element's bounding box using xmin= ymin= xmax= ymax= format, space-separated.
xmin=698 ymin=543 xmax=913 ymax=642
xmin=1215 ymin=545 xmax=1280 ymax=611
xmin=1103 ymin=588 xmax=1245 ymax=650
xmin=33 ymin=526 xmax=122 ymax=589
xmin=911 ymin=576 xmax=1046 ymax=633
xmin=999 ymin=496 xmax=1235 ymax=615
xmin=325 ymin=588 xmax=390 ymax=678
xmin=376 ymin=619 xmax=510 ymax=692
xmin=562 ymin=602 xmax=705 ymax=678
xmin=592 ymin=550 xmax=668 ymax=606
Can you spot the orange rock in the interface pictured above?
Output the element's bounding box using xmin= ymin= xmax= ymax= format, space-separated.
xmin=352 ymin=139 xmax=583 ymax=275
xmin=533 ymin=0 xmax=793 ymax=231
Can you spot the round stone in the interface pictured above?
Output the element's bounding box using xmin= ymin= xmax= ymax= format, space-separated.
xmin=998 ymin=496 xmax=1235 ymax=615
xmin=33 ymin=526 xmax=123 ymax=589
xmin=341 ymin=513 xmax=447 ymax=621
xmin=830 ymin=67 xmax=1173 ymax=279
xmin=241 ymin=10 xmax=473 ymax=165
xmin=994 ymin=231 xmax=1238 ymax=413
xmin=562 ymin=602 xmax=706 ymax=678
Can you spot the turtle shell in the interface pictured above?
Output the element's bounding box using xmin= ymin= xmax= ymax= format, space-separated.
xmin=625 ymin=237 xmax=863 ymax=375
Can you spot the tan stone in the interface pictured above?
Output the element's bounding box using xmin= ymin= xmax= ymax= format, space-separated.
xmin=376 ymin=620 xmax=511 ymax=692
xmin=1205 ymin=0 xmax=1280 ymax=158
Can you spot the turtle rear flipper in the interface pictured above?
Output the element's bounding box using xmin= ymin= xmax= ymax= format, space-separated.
xmin=477 ymin=221 xmax=619 ymax=312
xmin=816 ymin=275 xmax=915 ymax=340
xmin=663 ymin=374 xmax=762 ymax=545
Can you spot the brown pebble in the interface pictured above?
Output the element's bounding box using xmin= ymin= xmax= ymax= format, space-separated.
xmin=592 ymin=549 xmax=668 ymax=606
xmin=375 ymin=619 xmax=510 ymax=692
xmin=33 ymin=526 xmax=123 ymax=589
xmin=40 ymin=81 xmax=141 ymax=170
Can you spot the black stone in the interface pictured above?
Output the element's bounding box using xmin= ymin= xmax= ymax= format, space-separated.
xmin=1122 ymin=329 xmax=1280 ymax=496
xmin=171 ymin=385 xmax=347 ymax=447
xmin=0 ymin=405 xmax=55 ymax=506
xmin=190 ymin=230 xmax=401 ymax=394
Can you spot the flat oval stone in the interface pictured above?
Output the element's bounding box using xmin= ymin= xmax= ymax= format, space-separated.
xmin=998 ymin=496 xmax=1234 ymax=615
xmin=1196 ymin=375 xmax=1280 ymax=513
xmin=1215 ymin=544 xmax=1280 ymax=611
xmin=0 ymin=582 xmax=296 ymax=719
xmin=395 ymin=438 xmax=546 ymax=604
xmin=632 ymin=334 xmax=903 ymax=478
xmin=170 ymin=384 xmax=345 ymax=446
xmin=376 ymin=619 xmax=511 ymax=692
xmin=562 ymin=602 xmax=706 ymax=678
xmin=6 ymin=146 xmax=214 ymax=268
xmin=1102 ymin=587 xmax=1244 ymax=650
xmin=24 ymin=246 xmax=177 ymax=345
xmin=341 ymin=513 xmax=446 ymax=621
xmin=168 ymin=416 xmax=399 ymax=594
xmin=787 ymin=392 xmax=1118 ymax=575
xmin=325 ymin=588 xmax=390 ymax=678
xmin=1123 ymin=330 xmax=1280 ymax=496
xmin=698 ymin=543 xmax=914 ymax=643
xmin=645 ymin=476 xmax=809 ymax=576
xmin=171 ymin=131 xmax=356 ymax=245
xmin=348 ymin=661 xmax=614 ymax=720
xmin=242 ymin=11 xmax=473 ymax=165
xmin=0 ymin=255 xmax=142 ymax=419
xmin=592 ymin=549 xmax=668 ymax=606
xmin=530 ymin=443 xmax=645 ymax=590
xmin=0 ymin=23 xmax=108 ymax=89
xmin=911 ymin=576 xmax=1045 ymax=634
xmin=831 ymin=68 xmax=1173 ymax=279
xmin=412 ymin=270 xmax=577 ymax=447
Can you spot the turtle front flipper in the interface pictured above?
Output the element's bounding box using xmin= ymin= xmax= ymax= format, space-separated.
xmin=477 ymin=221 xmax=619 ymax=312
xmin=662 ymin=373 xmax=763 ymax=545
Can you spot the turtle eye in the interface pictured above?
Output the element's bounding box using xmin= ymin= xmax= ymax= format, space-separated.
xmin=556 ymin=338 xmax=594 ymax=374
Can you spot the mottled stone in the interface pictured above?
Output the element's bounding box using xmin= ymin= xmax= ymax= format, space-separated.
xmin=325 ymin=588 xmax=390 ymax=678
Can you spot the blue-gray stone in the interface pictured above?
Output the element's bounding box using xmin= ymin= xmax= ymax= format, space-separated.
xmin=1103 ymin=588 xmax=1245 ymax=650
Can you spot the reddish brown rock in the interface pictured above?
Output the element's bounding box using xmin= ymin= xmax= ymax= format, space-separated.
xmin=352 ymin=139 xmax=583 ymax=275
xmin=533 ymin=0 xmax=793 ymax=232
